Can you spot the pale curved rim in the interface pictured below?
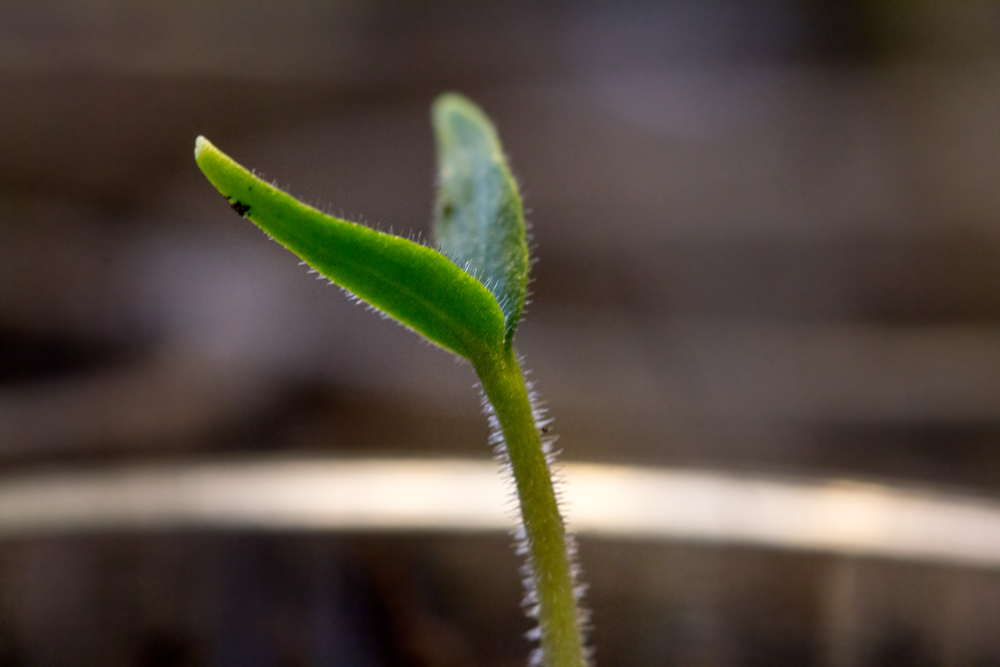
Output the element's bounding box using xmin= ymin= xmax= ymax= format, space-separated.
xmin=0 ymin=456 xmax=998 ymax=568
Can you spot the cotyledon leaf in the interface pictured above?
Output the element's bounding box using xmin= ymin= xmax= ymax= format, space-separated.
xmin=194 ymin=136 xmax=506 ymax=363
xmin=432 ymin=93 xmax=529 ymax=344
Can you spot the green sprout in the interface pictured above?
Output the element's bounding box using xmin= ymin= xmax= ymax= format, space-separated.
xmin=194 ymin=93 xmax=588 ymax=667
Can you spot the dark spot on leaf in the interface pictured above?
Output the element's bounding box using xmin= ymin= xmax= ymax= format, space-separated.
xmin=441 ymin=201 xmax=454 ymax=218
xmin=231 ymin=201 xmax=251 ymax=216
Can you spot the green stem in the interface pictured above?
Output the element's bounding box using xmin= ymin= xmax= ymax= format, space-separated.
xmin=474 ymin=344 xmax=587 ymax=667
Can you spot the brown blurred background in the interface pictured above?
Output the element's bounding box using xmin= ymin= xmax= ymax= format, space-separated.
xmin=2 ymin=1 xmax=1000 ymax=665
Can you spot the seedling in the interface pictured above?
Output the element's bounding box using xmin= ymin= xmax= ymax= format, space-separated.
xmin=194 ymin=93 xmax=588 ymax=667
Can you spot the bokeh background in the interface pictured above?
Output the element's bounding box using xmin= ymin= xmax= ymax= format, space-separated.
xmin=3 ymin=1 xmax=1000 ymax=665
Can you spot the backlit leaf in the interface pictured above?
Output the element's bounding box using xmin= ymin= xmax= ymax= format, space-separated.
xmin=194 ymin=136 xmax=505 ymax=363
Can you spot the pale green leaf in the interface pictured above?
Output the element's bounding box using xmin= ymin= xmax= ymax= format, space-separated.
xmin=433 ymin=93 xmax=530 ymax=344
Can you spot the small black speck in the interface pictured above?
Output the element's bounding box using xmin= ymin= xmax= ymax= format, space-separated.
xmin=541 ymin=426 xmax=550 ymax=434
xmin=231 ymin=201 xmax=251 ymax=216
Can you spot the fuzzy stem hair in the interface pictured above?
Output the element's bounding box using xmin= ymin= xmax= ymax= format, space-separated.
xmin=473 ymin=344 xmax=588 ymax=667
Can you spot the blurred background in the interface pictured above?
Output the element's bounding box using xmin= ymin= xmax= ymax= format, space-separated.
xmin=3 ymin=0 xmax=1000 ymax=665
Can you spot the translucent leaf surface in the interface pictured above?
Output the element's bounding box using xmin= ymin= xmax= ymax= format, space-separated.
xmin=194 ymin=136 xmax=506 ymax=363
xmin=433 ymin=94 xmax=530 ymax=343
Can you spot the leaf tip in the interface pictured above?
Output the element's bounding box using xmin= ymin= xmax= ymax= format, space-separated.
xmin=194 ymin=135 xmax=210 ymax=160
xmin=432 ymin=92 xmax=476 ymax=119
xmin=432 ymin=93 xmax=500 ymax=149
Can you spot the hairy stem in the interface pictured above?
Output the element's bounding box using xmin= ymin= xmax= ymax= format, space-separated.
xmin=474 ymin=345 xmax=587 ymax=667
